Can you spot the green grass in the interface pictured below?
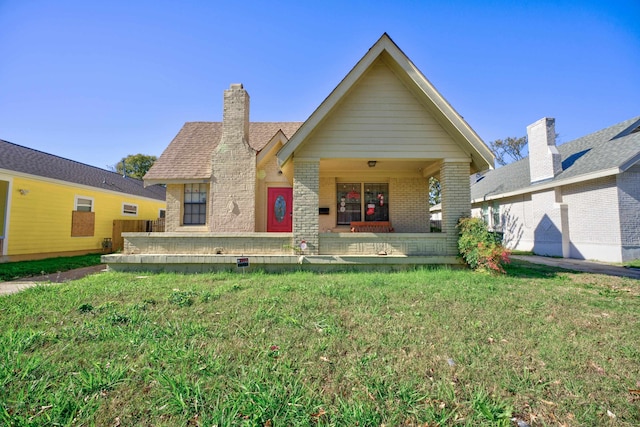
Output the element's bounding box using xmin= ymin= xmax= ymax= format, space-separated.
xmin=1 ymin=261 xmax=639 ymax=426
xmin=0 ymin=253 xmax=103 ymax=281
xmin=625 ymin=259 xmax=640 ymax=268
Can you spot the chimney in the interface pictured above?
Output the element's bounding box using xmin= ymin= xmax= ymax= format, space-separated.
xmin=210 ymin=83 xmax=256 ymax=232
xmin=221 ymin=83 xmax=250 ymax=149
xmin=527 ymin=117 xmax=562 ymax=183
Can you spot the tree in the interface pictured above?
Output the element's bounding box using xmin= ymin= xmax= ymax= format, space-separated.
xmin=429 ymin=176 xmax=441 ymax=206
xmin=488 ymin=136 xmax=527 ymax=166
xmin=114 ymin=154 xmax=157 ymax=179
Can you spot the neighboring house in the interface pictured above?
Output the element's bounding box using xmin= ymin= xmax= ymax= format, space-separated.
xmin=109 ymin=34 xmax=494 ymax=271
xmin=469 ymin=116 xmax=640 ymax=263
xmin=0 ymin=140 xmax=166 ymax=262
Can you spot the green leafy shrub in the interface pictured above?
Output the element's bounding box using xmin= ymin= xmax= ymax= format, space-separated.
xmin=457 ymin=217 xmax=510 ymax=273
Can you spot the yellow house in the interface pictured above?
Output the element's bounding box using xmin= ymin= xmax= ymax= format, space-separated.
xmin=0 ymin=139 xmax=166 ymax=262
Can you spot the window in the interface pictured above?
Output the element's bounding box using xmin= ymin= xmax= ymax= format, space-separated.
xmin=159 ymin=209 xmax=166 ymax=218
xmin=75 ymin=196 xmax=93 ymax=212
xmin=122 ymin=203 xmax=138 ymax=216
xmin=481 ymin=203 xmax=489 ymax=225
xmin=72 ymin=196 xmax=94 ymax=237
xmin=184 ymin=183 xmax=207 ymax=225
xmin=337 ymin=183 xmax=388 ymax=225
xmin=491 ymin=202 xmax=501 ymax=230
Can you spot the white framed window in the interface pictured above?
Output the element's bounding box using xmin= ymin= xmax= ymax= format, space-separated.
xmin=491 ymin=202 xmax=501 ymax=230
xmin=122 ymin=203 xmax=138 ymax=216
xmin=75 ymin=196 xmax=94 ymax=212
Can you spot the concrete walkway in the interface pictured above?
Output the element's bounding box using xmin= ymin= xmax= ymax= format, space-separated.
xmin=512 ymin=255 xmax=640 ymax=280
xmin=0 ymin=265 xmax=106 ymax=296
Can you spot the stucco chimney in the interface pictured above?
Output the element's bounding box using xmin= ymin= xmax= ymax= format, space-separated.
xmin=222 ymin=83 xmax=250 ymax=147
xmin=210 ymin=83 xmax=256 ymax=232
xmin=527 ymin=117 xmax=562 ymax=183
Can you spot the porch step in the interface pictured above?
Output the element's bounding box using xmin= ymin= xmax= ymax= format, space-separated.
xmin=102 ymin=254 xmax=463 ymax=273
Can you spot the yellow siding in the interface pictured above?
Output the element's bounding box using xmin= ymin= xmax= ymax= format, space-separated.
xmin=0 ymin=180 xmax=7 ymax=236
xmin=296 ymin=58 xmax=467 ymax=159
xmin=7 ymin=175 xmax=165 ymax=256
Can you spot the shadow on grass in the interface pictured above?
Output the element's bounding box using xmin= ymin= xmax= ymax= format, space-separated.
xmin=504 ymin=259 xmax=568 ymax=279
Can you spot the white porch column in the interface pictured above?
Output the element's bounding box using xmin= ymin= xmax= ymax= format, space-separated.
xmin=440 ymin=161 xmax=471 ymax=255
xmin=293 ymin=159 xmax=320 ymax=255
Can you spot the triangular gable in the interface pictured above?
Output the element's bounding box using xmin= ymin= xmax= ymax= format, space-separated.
xmin=257 ymin=129 xmax=290 ymax=165
xmin=277 ymin=33 xmax=494 ymax=172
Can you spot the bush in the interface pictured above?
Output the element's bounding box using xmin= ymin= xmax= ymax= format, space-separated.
xmin=457 ymin=217 xmax=510 ymax=273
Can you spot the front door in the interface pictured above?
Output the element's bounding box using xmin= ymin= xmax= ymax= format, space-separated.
xmin=267 ymin=187 xmax=293 ymax=232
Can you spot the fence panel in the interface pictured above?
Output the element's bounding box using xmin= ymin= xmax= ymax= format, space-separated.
xmin=112 ymin=219 xmax=165 ymax=252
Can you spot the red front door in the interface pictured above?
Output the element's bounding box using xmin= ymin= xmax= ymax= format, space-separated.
xmin=267 ymin=187 xmax=293 ymax=232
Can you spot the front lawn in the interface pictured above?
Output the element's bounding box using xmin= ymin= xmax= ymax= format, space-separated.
xmin=1 ymin=261 xmax=638 ymax=426
xmin=0 ymin=253 xmax=103 ymax=281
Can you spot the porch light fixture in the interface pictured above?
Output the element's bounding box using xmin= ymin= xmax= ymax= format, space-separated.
xmin=368 ymin=160 xmax=377 ymax=168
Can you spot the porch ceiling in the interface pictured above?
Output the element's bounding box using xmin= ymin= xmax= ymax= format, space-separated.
xmin=319 ymin=159 xmax=440 ymax=177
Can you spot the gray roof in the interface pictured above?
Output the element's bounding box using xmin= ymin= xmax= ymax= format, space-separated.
xmin=471 ymin=116 xmax=640 ymax=201
xmin=0 ymin=139 xmax=166 ymax=201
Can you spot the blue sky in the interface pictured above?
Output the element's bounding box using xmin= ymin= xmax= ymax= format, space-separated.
xmin=1 ymin=0 xmax=639 ymax=170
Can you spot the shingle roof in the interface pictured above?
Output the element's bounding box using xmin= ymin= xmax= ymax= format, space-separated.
xmin=144 ymin=121 xmax=303 ymax=181
xmin=0 ymin=139 xmax=166 ymax=201
xmin=471 ymin=116 xmax=640 ymax=201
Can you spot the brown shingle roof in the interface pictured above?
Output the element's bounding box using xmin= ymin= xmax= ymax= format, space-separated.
xmin=144 ymin=121 xmax=302 ymax=181
xmin=0 ymin=139 xmax=166 ymax=200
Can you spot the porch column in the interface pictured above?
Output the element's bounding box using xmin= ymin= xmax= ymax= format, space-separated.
xmin=440 ymin=161 xmax=471 ymax=255
xmin=293 ymin=159 xmax=320 ymax=255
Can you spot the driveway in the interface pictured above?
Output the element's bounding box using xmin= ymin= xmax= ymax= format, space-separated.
xmin=0 ymin=265 xmax=106 ymax=296
xmin=512 ymin=255 xmax=640 ymax=280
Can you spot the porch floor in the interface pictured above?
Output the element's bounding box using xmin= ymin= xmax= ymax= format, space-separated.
xmin=102 ymin=253 xmax=462 ymax=273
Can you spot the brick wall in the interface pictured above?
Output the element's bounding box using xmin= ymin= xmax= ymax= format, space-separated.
xmin=390 ymin=177 xmax=429 ymax=232
xmin=440 ymin=161 xmax=470 ymax=254
xmin=165 ymin=184 xmax=182 ymax=232
xmin=617 ymin=165 xmax=640 ymax=261
xmin=530 ymin=189 xmax=564 ymax=256
xmin=293 ymin=159 xmax=320 ymax=254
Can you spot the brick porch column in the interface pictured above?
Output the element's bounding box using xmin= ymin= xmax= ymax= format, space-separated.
xmin=440 ymin=161 xmax=471 ymax=255
xmin=293 ymin=159 xmax=320 ymax=255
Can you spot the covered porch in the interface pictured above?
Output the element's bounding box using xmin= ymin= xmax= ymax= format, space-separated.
xmin=102 ymin=230 xmax=459 ymax=273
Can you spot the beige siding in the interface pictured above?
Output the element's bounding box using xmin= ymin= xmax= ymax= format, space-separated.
xmin=296 ymin=58 xmax=467 ymax=159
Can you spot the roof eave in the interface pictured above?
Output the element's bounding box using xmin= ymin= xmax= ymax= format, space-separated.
xmin=471 ymin=167 xmax=622 ymax=203
xmin=144 ymin=177 xmax=211 ymax=187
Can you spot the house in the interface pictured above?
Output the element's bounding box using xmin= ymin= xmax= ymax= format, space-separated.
xmin=0 ymin=139 xmax=166 ymax=262
xmin=105 ymin=33 xmax=494 ymax=272
xmin=470 ymin=116 xmax=640 ymax=263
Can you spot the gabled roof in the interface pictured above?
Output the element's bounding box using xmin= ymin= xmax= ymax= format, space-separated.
xmin=0 ymin=139 xmax=166 ymax=200
xmin=277 ymin=33 xmax=494 ymax=171
xmin=144 ymin=122 xmax=302 ymax=183
xmin=471 ymin=116 xmax=640 ymax=202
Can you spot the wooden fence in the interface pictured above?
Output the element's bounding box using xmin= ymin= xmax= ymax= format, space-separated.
xmin=111 ymin=219 xmax=165 ymax=252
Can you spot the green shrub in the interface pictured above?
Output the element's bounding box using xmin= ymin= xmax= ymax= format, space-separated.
xmin=457 ymin=217 xmax=510 ymax=273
